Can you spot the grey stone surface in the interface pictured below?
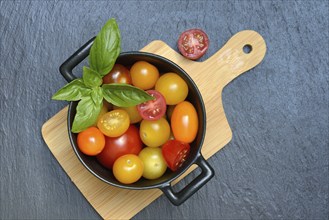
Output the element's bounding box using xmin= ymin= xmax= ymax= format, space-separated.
xmin=0 ymin=0 xmax=328 ymax=219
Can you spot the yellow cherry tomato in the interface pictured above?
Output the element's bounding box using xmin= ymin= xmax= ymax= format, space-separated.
xmin=155 ymin=73 xmax=188 ymax=105
xmin=97 ymin=109 xmax=130 ymax=137
xmin=138 ymin=147 xmax=167 ymax=180
xmin=139 ymin=117 xmax=170 ymax=147
xmin=113 ymin=154 xmax=144 ymax=184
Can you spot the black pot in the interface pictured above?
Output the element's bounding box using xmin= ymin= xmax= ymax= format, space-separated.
xmin=59 ymin=38 xmax=214 ymax=206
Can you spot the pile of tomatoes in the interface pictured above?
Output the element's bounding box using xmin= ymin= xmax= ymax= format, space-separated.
xmin=77 ymin=60 xmax=199 ymax=184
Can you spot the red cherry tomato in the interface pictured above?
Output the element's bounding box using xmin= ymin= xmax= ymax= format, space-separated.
xmin=177 ymin=29 xmax=209 ymax=60
xmin=162 ymin=140 xmax=190 ymax=171
xmin=103 ymin=64 xmax=132 ymax=84
xmin=96 ymin=125 xmax=142 ymax=169
xmin=137 ymin=90 xmax=167 ymax=121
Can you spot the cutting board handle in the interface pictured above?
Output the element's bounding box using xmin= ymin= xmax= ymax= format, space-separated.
xmin=204 ymin=30 xmax=266 ymax=87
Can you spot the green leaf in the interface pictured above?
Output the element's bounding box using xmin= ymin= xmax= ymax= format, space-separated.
xmin=91 ymin=86 xmax=103 ymax=105
xmin=102 ymin=83 xmax=154 ymax=107
xmin=52 ymin=79 xmax=90 ymax=101
xmin=71 ymin=89 xmax=103 ymax=133
xmin=83 ymin=66 xmax=103 ymax=88
xmin=89 ymin=18 xmax=121 ymax=76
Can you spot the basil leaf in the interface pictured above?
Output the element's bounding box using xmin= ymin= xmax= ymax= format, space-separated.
xmin=52 ymin=79 xmax=90 ymax=101
xmin=102 ymin=83 xmax=154 ymax=107
xmin=71 ymin=89 xmax=103 ymax=133
xmin=89 ymin=18 xmax=121 ymax=76
xmin=91 ymin=86 xmax=103 ymax=105
xmin=83 ymin=66 xmax=103 ymax=88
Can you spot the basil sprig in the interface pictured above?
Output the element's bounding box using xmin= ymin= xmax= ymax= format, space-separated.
xmin=52 ymin=18 xmax=154 ymax=133
xmin=89 ymin=19 xmax=121 ymax=76
xmin=102 ymin=83 xmax=154 ymax=107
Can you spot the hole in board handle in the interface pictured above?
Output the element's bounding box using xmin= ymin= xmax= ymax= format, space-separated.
xmin=243 ymin=44 xmax=252 ymax=54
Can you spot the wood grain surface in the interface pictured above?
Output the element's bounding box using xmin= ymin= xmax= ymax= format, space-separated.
xmin=41 ymin=31 xmax=266 ymax=219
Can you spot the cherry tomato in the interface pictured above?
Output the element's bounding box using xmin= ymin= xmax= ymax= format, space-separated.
xmin=102 ymin=64 xmax=132 ymax=84
xmin=177 ymin=29 xmax=209 ymax=60
xmin=171 ymin=101 xmax=198 ymax=143
xmin=113 ymin=154 xmax=144 ymax=184
xmin=140 ymin=117 xmax=170 ymax=147
xmin=96 ymin=125 xmax=142 ymax=169
xmin=97 ymin=109 xmax=130 ymax=137
xmin=130 ymin=61 xmax=159 ymax=90
xmin=113 ymin=105 xmax=142 ymax=124
xmin=138 ymin=147 xmax=167 ymax=179
xmin=162 ymin=140 xmax=190 ymax=171
xmin=155 ymin=73 xmax=188 ymax=105
xmin=137 ymin=90 xmax=166 ymax=121
xmin=77 ymin=127 xmax=105 ymax=156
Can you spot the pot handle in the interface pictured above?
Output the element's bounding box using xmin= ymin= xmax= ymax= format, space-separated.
xmin=161 ymin=155 xmax=214 ymax=206
xmin=59 ymin=37 xmax=95 ymax=83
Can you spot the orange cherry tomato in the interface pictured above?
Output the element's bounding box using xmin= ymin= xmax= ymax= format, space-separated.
xmin=130 ymin=61 xmax=159 ymax=90
xmin=77 ymin=127 xmax=105 ymax=156
xmin=113 ymin=154 xmax=144 ymax=184
xmin=171 ymin=101 xmax=198 ymax=143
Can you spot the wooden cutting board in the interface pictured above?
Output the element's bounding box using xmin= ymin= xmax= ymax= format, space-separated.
xmin=42 ymin=30 xmax=266 ymax=219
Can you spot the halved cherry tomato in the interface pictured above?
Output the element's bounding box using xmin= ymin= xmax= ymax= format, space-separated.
xmin=177 ymin=29 xmax=209 ymax=60
xmin=97 ymin=109 xmax=130 ymax=137
xmin=130 ymin=61 xmax=159 ymax=90
xmin=103 ymin=64 xmax=132 ymax=84
xmin=77 ymin=127 xmax=105 ymax=156
xmin=96 ymin=125 xmax=142 ymax=169
xmin=137 ymin=90 xmax=166 ymax=121
xmin=162 ymin=140 xmax=190 ymax=171
xmin=171 ymin=101 xmax=198 ymax=143
xmin=113 ymin=154 xmax=144 ymax=184
xmin=155 ymin=73 xmax=188 ymax=105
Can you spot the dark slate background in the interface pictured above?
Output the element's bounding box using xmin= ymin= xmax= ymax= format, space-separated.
xmin=1 ymin=1 xmax=328 ymax=219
